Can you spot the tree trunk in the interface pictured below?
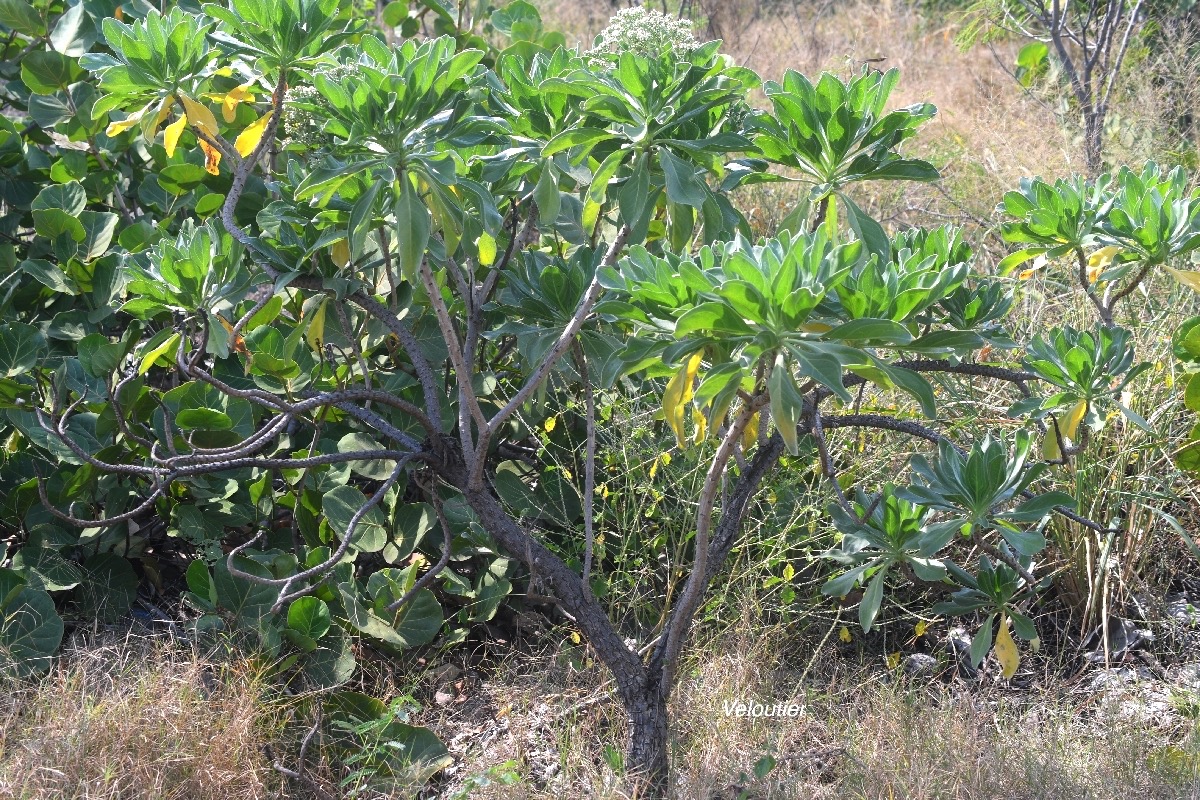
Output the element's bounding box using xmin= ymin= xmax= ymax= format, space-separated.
xmin=621 ymin=680 xmax=670 ymax=798
xmin=1083 ymin=110 xmax=1104 ymax=177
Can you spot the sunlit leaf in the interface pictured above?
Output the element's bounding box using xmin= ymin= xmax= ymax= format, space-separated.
xmin=234 ymin=111 xmax=272 ymax=157
xmin=179 ymin=94 xmax=219 ymax=138
xmin=477 ymin=231 xmax=497 ymax=267
xmin=163 ymin=113 xmax=187 ymax=157
xmin=1166 ymin=266 xmax=1200 ymax=295
xmin=662 ymin=351 xmax=702 ymax=449
xmin=305 ymin=297 xmax=328 ymax=352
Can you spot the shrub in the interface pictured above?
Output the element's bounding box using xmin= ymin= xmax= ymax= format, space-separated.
xmin=1 ymin=0 xmax=1196 ymax=795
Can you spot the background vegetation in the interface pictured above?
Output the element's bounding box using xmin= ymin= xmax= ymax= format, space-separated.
xmin=0 ymin=0 xmax=1199 ymax=798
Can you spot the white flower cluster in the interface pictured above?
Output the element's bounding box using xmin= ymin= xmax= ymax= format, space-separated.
xmin=589 ymin=7 xmax=699 ymax=60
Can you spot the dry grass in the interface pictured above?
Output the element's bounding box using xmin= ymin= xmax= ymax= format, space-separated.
xmin=0 ymin=630 xmax=295 ymax=800
xmin=440 ymin=618 xmax=1200 ymax=800
xmin=1 ymin=610 xmax=1197 ymax=799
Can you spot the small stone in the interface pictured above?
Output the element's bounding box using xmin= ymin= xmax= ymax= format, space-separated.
xmin=435 ymin=689 xmax=455 ymax=706
xmin=429 ymin=663 xmax=462 ymax=686
xmin=903 ymin=653 xmax=939 ymax=676
xmin=1166 ymin=597 xmax=1200 ymax=626
xmin=1170 ymin=662 xmax=1200 ymax=688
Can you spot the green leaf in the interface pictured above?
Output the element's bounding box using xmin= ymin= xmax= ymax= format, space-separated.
xmin=337 ymin=432 xmax=396 ymax=480
xmin=386 ymin=503 xmax=435 ymax=564
xmin=997 ymin=525 xmax=1046 ymax=557
xmin=859 ymin=566 xmax=886 ymax=632
xmin=1187 ymin=373 xmax=1200 ymax=413
xmin=970 ymin=615 xmax=995 ymax=668
xmin=768 ymin=357 xmax=805 ymax=455
xmin=213 ymin=555 xmax=278 ymax=621
xmin=0 ymin=568 xmax=63 ymax=677
xmin=823 ymin=318 xmax=912 ymax=344
xmin=659 ymin=148 xmax=708 ymax=208
xmin=674 ymin=302 xmax=754 ymax=337
xmin=174 ymin=408 xmax=234 ymax=430
xmin=841 ymin=193 xmax=890 ymax=261
xmin=138 ymin=332 xmax=180 ymax=375
xmin=12 ymin=547 xmax=81 ymax=592
xmin=533 ymin=164 xmax=561 ymax=225
xmin=32 ymin=208 xmax=85 ymax=241
xmin=32 ymin=181 xmax=86 ymax=216
xmin=50 ymin=3 xmax=95 ymax=56
xmin=20 ymin=259 xmax=76 ymax=295
xmin=78 ymin=211 xmax=119 ymax=260
xmin=542 ymin=127 xmax=614 ymax=157
xmin=0 ymin=0 xmax=44 ymax=36
xmin=323 ymin=485 xmax=388 ymax=553
xmin=21 ymin=50 xmax=83 ymax=94
xmin=76 ymin=553 xmax=138 ymax=624
xmin=348 ymin=180 xmax=382 ymax=261
xmin=0 ymin=323 xmax=46 ymax=378
xmin=287 ymin=596 xmax=332 ymax=639
xmin=395 ymin=176 xmax=430 ymax=282
xmin=303 ymin=626 xmax=355 ymax=687
xmin=381 ymin=1 xmax=407 ymax=26
xmin=185 ymin=559 xmax=216 ymax=605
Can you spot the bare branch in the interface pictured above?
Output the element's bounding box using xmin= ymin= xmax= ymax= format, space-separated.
xmin=481 ymin=224 xmax=632 ymax=456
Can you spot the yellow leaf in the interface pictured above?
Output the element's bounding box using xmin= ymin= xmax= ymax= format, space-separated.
xmin=198 ymin=139 xmax=221 ymax=175
xmin=915 ymin=620 xmax=929 ymax=638
xmin=1165 ymin=266 xmax=1200 ymax=295
xmin=1018 ymin=253 xmax=1049 ymax=281
xmin=163 ymin=113 xmax=187 ymax=157
xmin=234 ymin=111 xmax=272 ymax=157
xmin=659 ymin=452 xmax=671 ymax=467
xmin=839 ymin=626 xmax=852 ymax=643
xmin=544 ymin=416 xmax=556 ymax=433
xmin=305 ymin=298 xmax=328 ymax=352
xmin=145 ymin=96 xmax=173 ymax=140
xmin=138 ymin=332 xmax=180 ymax=375
xmin=477 ymin=232 xmax=497 ymax=267
xmin=1045 ymin=398 xmax=1087 ymax=460
xmin=691 ymin=406 xmax=707 ymax=445
xmin=331 ymin=239 xmax=350 ymax=268
xmin=1061 ymin=398 xmax=1087 ymax=441
xmin=885 ymin=652 xmax=901 ymax=670
xmin=995 ymin=613 xmax=1020 ymax=679
xmin=782 ymin=563 xmax=794 ymax=581
xmin=216 ymin=314 xmax=248 ymax=356
xmin=105 ymin=107 xmax=145 ymax=136
xmin=662 ymin=351 xmax=702 ymax=449
xmin=1042 ymin=428 xmax=1062 ymax=461
xmin=1087 ymin=245 xmax=1121 ymax=270
xmin=800 ymin=322 xmax=832 ymax=334
xmin=179 ymin=94 xmax=219 ymax=138
xmin=221 ymin=82 xmax=256 ymax=123
xmin=741 ymin=410 xmax=759 ymax=451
